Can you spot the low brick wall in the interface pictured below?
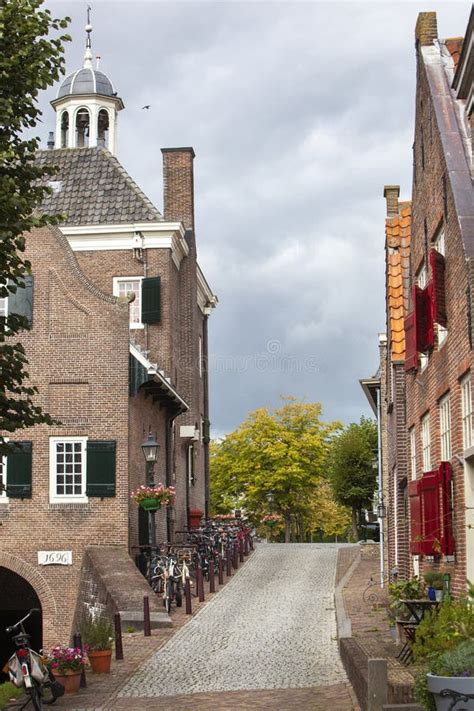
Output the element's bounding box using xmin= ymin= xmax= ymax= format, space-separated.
xmin=340 ymin=637 xmax=368 ymax=709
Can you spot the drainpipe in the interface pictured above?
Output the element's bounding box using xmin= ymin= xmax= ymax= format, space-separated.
xmin=202 ymin=314 xmax=210 ymax=519
xmin=376 ymin=386 xmax=385 ymax=588
xmin=165 ymin=411 xmax=180 ymax=542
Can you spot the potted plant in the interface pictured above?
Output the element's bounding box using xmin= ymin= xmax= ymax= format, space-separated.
xmin=417 ymin=640 xmax=474 ymax=710
xmin=424 ymin=571 xmax=444 ymax=602
xmin=47 ymin=644 xmax=85 ymax=694
xmin=131 ymin=484 xmax=176 ymax=511
xmin=80 ymin=612 xmax=114 ymax=674
xmin=414 ymin=596 xmax=474 ymax=710
xmin=261 ymin=513 xmax=282 ymax=528
xmin=388 ymin=576 xmax=425 ymax=622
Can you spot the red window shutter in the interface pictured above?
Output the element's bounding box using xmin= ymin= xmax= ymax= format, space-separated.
xmin=409 ymin=479 xmax=422 ymax=554
xmin=416 ymin=286 xmax=434 ymax=352
xmin=430 ymin=249 xmax=447 ymax=327
xmin=439 ymin=461 xmax=455 ymax=555
xmin=404 ymin=311 xmax=418 ymax=372
xmin=420 ymin=470 xmax=441 ymax=555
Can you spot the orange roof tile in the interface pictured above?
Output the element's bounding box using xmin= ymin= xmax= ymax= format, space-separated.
xmin=386 ymin=199 xmax=412 ymax=360
xmin=445 ymin=37 xmax=463 ymax=68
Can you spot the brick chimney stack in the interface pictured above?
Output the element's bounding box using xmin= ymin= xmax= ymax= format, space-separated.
xmin=415 ymin=12 xmax=438 ymax=47
xmin=383 ymin=185 xmax=400 ymax=217
xmin=161 ymin=147 xmax=195 ymax=231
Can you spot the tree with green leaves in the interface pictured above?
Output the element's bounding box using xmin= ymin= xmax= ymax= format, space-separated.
xmin=210 ymin=399 xmax=342 ymax=542
xmin=0 ymin=0 xmax=70 ymax=456
xmin=328 ymin=416 xmax=378 ymax=540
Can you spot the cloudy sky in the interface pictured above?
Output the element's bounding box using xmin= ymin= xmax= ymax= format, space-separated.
xmin=40 ymin=0 xmax=470 ymax=436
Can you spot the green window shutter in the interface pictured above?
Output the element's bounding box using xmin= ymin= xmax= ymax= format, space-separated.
xmin=86 ymin=441 xmax=116 ymax=497
xmin=141 ymin=277 xmax=161 ymax=324
xmin=202 ymin=419 xmax=210 ymax=444
xmin=6 ymin=442 xmax=32 ymax=498
xmin=8 ymin=275 xmax=34 ymax=327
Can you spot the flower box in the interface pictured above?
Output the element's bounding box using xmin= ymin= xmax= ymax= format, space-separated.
xmin=139 ymin=498 xmax=162 ymax=512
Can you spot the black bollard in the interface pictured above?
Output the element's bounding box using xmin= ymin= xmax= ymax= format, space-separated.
xmin=233 ymin=543 xmax=239 ymax=569
xmin=239 ymin=538 xmax=244 ymax=562
xmin=209 ymin=559 xmax=215 ymax=593
xmin=218 ymin=554 xmax=224 ymax=585
xmin=197 ymin=565 xmax=205 ymax=602
xmin=244 ymin=536 xmax=249 ymax=556
xmin=226 ymin=551 xmax=232 ymax=577
xmin=249 ymin=535 xmax=254 ymax=550
xmin=185 ymin=577 xmax=192 ymax=614
xmin=114 ymin=613 xmax=124 ymax=660
xmin=73 ymin=632 xmax=87 ymax=687
xmin=143 ymin=595 xmax=151 ymax=636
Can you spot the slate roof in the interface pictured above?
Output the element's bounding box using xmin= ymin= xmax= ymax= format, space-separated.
xmin=35 ymin=147 xmax=162 ymax=225
xmin=386 ymin=203 xmax=411 ymax=360
xmin=58 ymin=68 xmax=115 ymax=98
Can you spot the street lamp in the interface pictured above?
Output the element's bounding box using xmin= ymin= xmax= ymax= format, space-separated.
xmin=141 ymin=431 xmax=160 ymax=555
xmin=377 ymin=499 xmax=386 ymax=519
xmin=266 ymin=490 xmax=275 ymax=512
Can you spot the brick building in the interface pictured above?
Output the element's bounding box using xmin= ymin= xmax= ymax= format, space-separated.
xmin=0 ymin=21 xmax=217 ymax=658
xmin=378 ymin=8 xmax=474 ymax=594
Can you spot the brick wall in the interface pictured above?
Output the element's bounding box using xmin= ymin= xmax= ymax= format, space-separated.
xmin=405 ymin=40 xmax=471 ymax=595
xmin=0 ymin=225 xmax=130 ymax=648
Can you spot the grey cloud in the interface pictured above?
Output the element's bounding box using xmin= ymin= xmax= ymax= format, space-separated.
xmin=40 ymin=1 xmax=470 ymax=435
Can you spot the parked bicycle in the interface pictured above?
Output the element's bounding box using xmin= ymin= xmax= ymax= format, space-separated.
xmin=6 ymin=608 xmax=64 ymax=709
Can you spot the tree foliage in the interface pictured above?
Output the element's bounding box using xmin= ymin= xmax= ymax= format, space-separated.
xmin=0 ymin=0 xmax=70 ymax=454
xmin=210 ymin=399 xmax=344 ymax=542
xmin=328 ymin=416 xmax=378 ymax=538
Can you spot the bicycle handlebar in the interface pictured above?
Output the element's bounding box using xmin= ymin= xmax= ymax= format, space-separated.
xmin=6 ymin=608 xmax=40 ymax=635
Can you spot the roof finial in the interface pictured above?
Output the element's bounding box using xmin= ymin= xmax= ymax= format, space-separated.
xmin=83 ymin=5 xmax=93 ymax=69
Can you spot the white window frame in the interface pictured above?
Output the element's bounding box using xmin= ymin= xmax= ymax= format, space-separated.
xmin=0 ymin=294 xmax=8 ymax=319
xmin=417 ymin=262 xmax=428 ymax=289
xmin=49 ymin=436 xmax=88 ymax=503
xmin=434 ymin=229 xmax=445 ymax=256
xmin=0 ymin=447 xmax=7 ymax=502
xmin=439 ymin=394 xmax=452 ymax=461
xmin=409 ymin=427 xmax=417 ymax=481
xmin=112 ymin=276 xmax=144 ymax=329
xmin=421 ymin=413 xmax=431 ymax=472
xmin=462 ymin=373 xmax=473 ymax=450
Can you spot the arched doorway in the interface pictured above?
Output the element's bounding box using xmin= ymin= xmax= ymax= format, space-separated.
xmin=0 ymin=567 xmax=42 ymax=681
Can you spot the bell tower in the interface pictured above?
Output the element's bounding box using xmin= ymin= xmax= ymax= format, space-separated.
xmin=50 ymin=9 xmax=124 ymax=155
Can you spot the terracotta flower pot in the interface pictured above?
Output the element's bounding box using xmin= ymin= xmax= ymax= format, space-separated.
xmin=53 ymin=670 xmax=82 ymax=694
xmin=88 ymin=649 xmax=112 ymax=673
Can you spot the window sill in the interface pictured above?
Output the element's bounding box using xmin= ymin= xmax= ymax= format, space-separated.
xmin=130 ymin=324 xmax=145 ymax=330
xmin=47 ymin=502 xmax=91 ymax=511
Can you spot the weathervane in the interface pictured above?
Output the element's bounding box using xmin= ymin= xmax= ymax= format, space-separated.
xmin=83 ymin=5 xmax=93 ymax=69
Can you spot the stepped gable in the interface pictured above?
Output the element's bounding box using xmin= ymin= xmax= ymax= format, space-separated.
xmin=35 ymin=147 xmax=162 ymax=225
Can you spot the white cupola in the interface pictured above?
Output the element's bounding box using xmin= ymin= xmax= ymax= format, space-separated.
xmin=50 ymin=10 xmax=124 ymax=155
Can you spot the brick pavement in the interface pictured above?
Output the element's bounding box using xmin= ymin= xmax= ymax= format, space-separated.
xmin=340 ymin=545 xmax=415 ymax=706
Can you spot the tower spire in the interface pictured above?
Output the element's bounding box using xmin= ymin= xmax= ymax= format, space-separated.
xmin=83 ymin=5 xmax=93 ymax=69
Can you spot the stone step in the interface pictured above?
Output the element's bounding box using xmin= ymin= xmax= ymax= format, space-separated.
xmin=119 ymin=610 xmax=172 ymax=630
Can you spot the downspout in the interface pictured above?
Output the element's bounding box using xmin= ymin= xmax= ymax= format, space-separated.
xmin=165 ymin=410 xmax=180 ymax=542
xmin=377 ymin=386 xmax=385 ymax=588
xmin=202 ymin=314 xmax=210 ymax=519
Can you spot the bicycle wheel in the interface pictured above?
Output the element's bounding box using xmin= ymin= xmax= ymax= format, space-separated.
xmin=29 ymin=682 xmax=43 ymax=710
xmin=175 ymin=585 xmax=182 ymax=607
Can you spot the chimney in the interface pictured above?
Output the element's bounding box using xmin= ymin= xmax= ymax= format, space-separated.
xmin=161 ymin=147 xmax=195 ymax=231
xmin=47 ymin=131 xmax=55 ymax=150
xmin=383 ymin=185 xmax=400 ymax=217
xmin=415 ymin=12 xmax=438 ymax=47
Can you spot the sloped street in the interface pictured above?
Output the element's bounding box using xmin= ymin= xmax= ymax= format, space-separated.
xmin=114 ymin=543 xmax=356 ymax=708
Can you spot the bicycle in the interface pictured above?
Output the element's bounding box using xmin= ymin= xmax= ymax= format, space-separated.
xmin=5 ymin=609 xmax=65 ymax=709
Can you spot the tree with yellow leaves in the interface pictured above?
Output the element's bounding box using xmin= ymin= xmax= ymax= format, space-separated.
xmin=210 ymin=399 xmax=342 ymax=542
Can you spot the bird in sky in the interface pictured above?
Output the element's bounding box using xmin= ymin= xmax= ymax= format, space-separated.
xmin=141 ymin=105 xmax=151 ymax=110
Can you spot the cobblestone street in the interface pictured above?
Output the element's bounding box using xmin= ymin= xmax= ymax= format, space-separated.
xmin=118 ymin=543 xmax=353 ymax=704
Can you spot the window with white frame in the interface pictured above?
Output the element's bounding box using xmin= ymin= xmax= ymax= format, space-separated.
xmin=112 ymin=277 xmax=143 ymax=328
xmin=417 ymin=262 xmax=428 ymax=289
xmin=434 ymin=229 xmax=445 ymax=256
xmin=0 ymin=455 xmax=6 ymax=499
xmin=461 ymin=373 xmax=473 ymax=450
xmin=421 ymin=413 xmax=431 ymax=471
xmin=0 ymin=295 xmax=7 ymax=318
xmin=49 ymin=437 xmax=87 ymax=502
xmin=409 ymin=427 xmax=417 ymax=480
xmin=439 ymin=394 xmax=452 ymax=461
